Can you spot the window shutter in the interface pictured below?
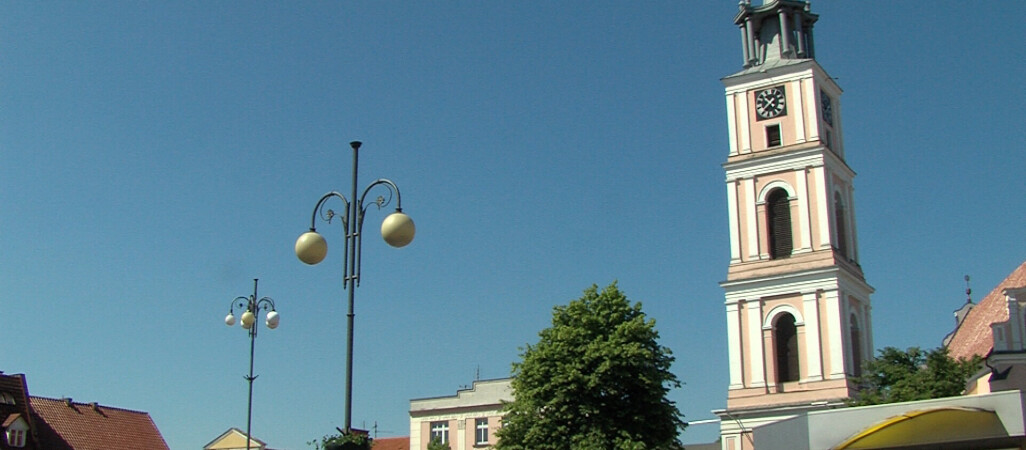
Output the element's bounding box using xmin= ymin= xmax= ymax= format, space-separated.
xmin=767 ymin=189 xmax=793 ymax=259
xmin=834 ymin=192 xmax=848 ymax=258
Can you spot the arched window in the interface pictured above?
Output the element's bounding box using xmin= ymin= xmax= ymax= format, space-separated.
xmin=774 ymin=313 xmax=800 ymax=383
xmin=767 ymin=189 xmax=793 ymax=259
xmin=834 ymin=192 xmax=848 ymax=259
xmin=850 ymin=314 xmax=862 ymax=377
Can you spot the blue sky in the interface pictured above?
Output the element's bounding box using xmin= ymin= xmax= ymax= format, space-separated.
xmin=2 ymin=1 xmax=1024 ymax=449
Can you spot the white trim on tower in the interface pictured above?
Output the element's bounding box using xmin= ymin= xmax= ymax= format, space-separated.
xmin=726 ymin=302 xmax=745 ymax=389
xmin=802 ymin=291 xmax=824 ymax=382
xmin=727 ymin=181 xmax=742 ymax=263
xmin=746 ymin=300 xmax=766 ymax=387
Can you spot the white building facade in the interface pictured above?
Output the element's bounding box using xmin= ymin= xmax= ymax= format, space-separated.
xmin=409 ymin=379 xmax=510 ymax=450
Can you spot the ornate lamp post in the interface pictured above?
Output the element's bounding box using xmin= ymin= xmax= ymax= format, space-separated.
xmin=294 ymin=141 xmax=415 ymax=436
xmin=224 ymin=278 xmax=280 ymax=450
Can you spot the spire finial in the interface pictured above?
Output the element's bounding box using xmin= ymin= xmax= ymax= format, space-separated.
xmin=965 ymin=274 xmax=973 ymax=304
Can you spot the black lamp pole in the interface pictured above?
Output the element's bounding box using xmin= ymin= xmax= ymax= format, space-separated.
xmin=295 ymin=141 xmax=415 ymax=435
xmin=225 ymin=278 xmax=279 ymax=450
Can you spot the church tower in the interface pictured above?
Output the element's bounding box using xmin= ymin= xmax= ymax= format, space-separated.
xmin=717 ymin=1 xmax=874 ymax=446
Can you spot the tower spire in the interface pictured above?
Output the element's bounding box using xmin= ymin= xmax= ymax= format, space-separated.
xmin=735 ymin=0 xmax=817 ymax=69
xmin=965 ymin=274 xmax=973 ymax=304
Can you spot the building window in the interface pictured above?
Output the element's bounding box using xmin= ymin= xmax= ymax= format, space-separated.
xmin=7 ymin=429 xmax=25 ymax=448
xmin=774 ymin=313 xmax=800 ymax=383
xmin=820 ymin=90 xmax=834 ymax=126
xmin=834 ymin=192 xmax=848 ymax=259
xmin=766 ymin=188 xmax=793 ymax=259
xmin=850 ymin=314 xmax=862 ymax=377
xmin=475 ymin=418 xmax=489 ymax=445
xmin=766 ymin=124 xmax=782 ymax=147
xmin=430 ymin=421 xmax=449 ymax=444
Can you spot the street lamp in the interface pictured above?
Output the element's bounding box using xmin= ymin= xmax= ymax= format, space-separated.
xmin=294 ymin=140 xmax=415 ymax=436
xmin=224 ymin=278 xmax=280 ymax=450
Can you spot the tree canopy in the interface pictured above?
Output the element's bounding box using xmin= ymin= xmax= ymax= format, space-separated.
xmin=495 ymin=283 xmax=685 ymax=450
xmin=847 ymin=346 xmax=983 ymax=406
xmin=426 ymin=437 xmax=450 ymax=450
xmin=308 ymin=431 xmax=371 ymax=450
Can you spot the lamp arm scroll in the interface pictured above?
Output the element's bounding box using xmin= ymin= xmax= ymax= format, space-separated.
xmin=357 ymin=178 xmax=404 ymax=215
xmin=254 ymin=297 xmax=276 ymax=312
xmin=352 ymin=178 xmax=405 ymax=287
xmin=308 ymin=191 xmax=351 ymax=232
xmin=302 ymin=191 xmax=353 ymax=279
xmin=230 ymin=296 xmax=250 ymax=311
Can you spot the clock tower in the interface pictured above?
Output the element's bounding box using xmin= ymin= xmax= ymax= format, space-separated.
xmin=717 ymin=1 xmax=874 ymax=447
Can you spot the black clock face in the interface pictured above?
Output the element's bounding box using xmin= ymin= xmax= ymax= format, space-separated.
xmin=820 ymin=91 xmax=833 ymax=126
xmin=755 ymin=86 xmax=786 ymax=120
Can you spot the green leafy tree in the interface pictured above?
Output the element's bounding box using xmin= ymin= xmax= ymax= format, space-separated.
xmin=308 ymin=432 xmax=371 ymax=450
xmin=495 ymin=283 xmax=686 ymax=450
xmin=426 ymin=437 xmax=450 ymax=450
xmin=848 ymin=346 xmax=983 ymax=406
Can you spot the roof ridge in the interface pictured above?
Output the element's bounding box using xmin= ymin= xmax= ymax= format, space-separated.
xmin=946 ymin=260 xmax=1026 ymax=360
xmin=963 ymin=261 xmax=1026 ymax=313
xmin=30 ymin=395 xmax=153 ymax=415
xmin=986 ymin=261 xmax=1026 ymax=298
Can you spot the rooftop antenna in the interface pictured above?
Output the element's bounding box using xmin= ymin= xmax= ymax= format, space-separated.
xmin=475 ymin=365 xmax=481 ymax=381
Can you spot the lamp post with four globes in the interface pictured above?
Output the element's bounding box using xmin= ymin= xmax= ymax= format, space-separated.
xmin=224 ymin=278 xmax=279 ymax=450
xmin=294 ymin=141 xmax=415 ymax=436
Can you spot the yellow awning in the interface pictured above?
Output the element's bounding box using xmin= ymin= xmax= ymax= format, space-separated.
xmin=834 ymin=407 xmax=1008 ymax=449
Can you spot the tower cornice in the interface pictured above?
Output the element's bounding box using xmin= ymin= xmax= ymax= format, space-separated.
xmin=722 ymin=144 xmax=854 ymax=182
xmin=721 ymin=257 xmax=873 ymax=297
xmin=722 ymin=60 xmax=839 ymax=95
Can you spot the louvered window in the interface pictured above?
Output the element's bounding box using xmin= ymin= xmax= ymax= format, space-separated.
xmin=834 ymin=192 xmax=848 ymax=259
xmin=774 ymin=313 xmax=800 ymax=383
xmin=850 ymin=315 xmax=862 ymax=377
xmin=767 ymin=189 xmax=793 ymax=259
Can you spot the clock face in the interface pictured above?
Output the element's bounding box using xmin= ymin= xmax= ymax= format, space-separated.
xmin=820 ymin=91 xmax=833 ymax=126
xmin=755 ymin=86 xmax=786 ymax=120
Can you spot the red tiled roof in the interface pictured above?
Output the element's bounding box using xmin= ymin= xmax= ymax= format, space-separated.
xmin=373 ymin=436 xmax=410 ymax=450
xmin=29 ymin=396 xmax=169 ymax=450
xmin=947 ymin=261 xmax=1026 ymax=360
xmin=1 ymin=373 xmax=39 ymax=450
